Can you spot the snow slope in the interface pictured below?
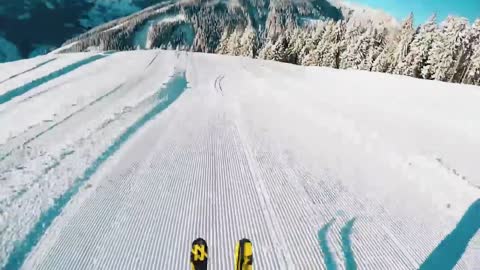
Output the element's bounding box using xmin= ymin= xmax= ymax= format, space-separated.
xmin=0 ymin=50 xmax=479 ymax=269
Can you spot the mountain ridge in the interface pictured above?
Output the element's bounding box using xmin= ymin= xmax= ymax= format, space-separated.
xmin=54 ymin=0 xmax=381 ymax=54
xmin=0 ymin=0 xmax=398 ymax=63
xmin=52 ymin=0 xmax=480 ymax=87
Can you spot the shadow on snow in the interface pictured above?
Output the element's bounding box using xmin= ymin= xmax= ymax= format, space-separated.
xmin=318 ymin=199 xmax=480 ymax=270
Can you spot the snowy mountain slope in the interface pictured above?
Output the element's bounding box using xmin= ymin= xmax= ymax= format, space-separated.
xmin=53 ymin=0 xmax=345 ymax=54
xmin=0 ymin=0 xmax=170 ymax=61
xmin=0 ymin=50 xmax=479 ymax=269
xmin=47 ymin=0 xmax=403 ymax=57
xmin=49 ymin=0 xmax=480 ymax=88
xmin=0 ymin=0 xmax=349 ymax=62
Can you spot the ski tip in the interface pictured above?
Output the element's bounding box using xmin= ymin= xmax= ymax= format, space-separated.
xmin=235 ymin=238 xmax=253 ymax=270
xmin=239 ymin=238 xmax=252 ymax=245
xmin=191 ymin=238 xmax=208 ymax=270
xmin=192 ymin=237 xmax=207 ymax=246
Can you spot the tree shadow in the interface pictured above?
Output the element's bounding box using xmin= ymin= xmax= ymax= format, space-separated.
xmin=318 ymin=199 xmax=480 ymax=270
xmin=419 ymin=199 xmax=480 ymax=270
xmin=318 ymin=219 xmax=338 ymax=270
xmin=341 ymin=218 xmax=357 ymax=270
xmin=318 ymin=218 xmax=357 ymax=270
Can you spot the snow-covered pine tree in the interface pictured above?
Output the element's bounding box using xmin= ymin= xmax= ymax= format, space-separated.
xmin=458 ymin=19 xmax=480 ymax=83
xmin=227 ymin=28 xmax=244 ymax=56
xmin=371 ymin=31 xmax=396 ymax=73
xmin=239 ymin=27 xmax=258 ymax=57
xmin=339 ymin=21 xmax=364 ymax=69
xmin=467 ymin=41 xmax=480 ymax=85
xmin=287 ymin=28 xmax=308 ymax=64
xmin=258 ymin=38 xmax=275 ymax=60
xmin=392 ymin=13 xmax=416 ymax=74
xmin=372 ymin=14 xmax=415 ymax=74
xmin=463 ymin=19 xmax=480 ymax=84
xmin=302 ymin=20 xmax=336 ymax=66
xmin=368 ymin=26 xmax=389 ymax=70
xmin=424 ymin=16 xmax=470 ymax=81
xmin=327 ymin=21 xmax=346 ymax=68
xmin=340 ymin=22 xmax=381 ymax=71
xmin=401 ymin=14 xmax=438 ymax=78
xmin=216 ymin=28 xmax=231 ymax=54
xmin=270 ymin=34 xmax=290 ymax=62
xmin=298 ymin=22 xmax=326 ymax=66
xmin=449 ymin=18 xmax=473 ymax=82
xmin=307 ymin=20 xmax=345 ymax=68
xmin=360 ymin=25 xmax=387 ymax=71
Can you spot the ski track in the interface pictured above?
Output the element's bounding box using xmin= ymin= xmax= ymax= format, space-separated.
xmin=0 ymin=51 xmax=178 ymax=267
xmin=0 ymin=51 xmax=169 ymax=202
xmin=0 ymin=58 xmax=57 ymax=86
xmin=0 ymin=56 xmax=59 ymax=82
xmin=0 ymin=51 xmax=478 ymax=269
xmin=0 ymin=54 xmax=108 ymax=105
xmin=4 ymin=70 xmax=188 ymax=270
xmin=0 ymin=51 xmax=162 ymax=157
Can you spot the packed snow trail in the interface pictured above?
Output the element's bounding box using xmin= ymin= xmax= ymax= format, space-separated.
xmin=0 ymin=58 xmax=56 ymax=85
xmin=3 ymin=72 xmax=188 ymax=270
xmin=0 ymin=54 xmax=108 ymax=105
xmin=1 ymin=50 xmax=480 ymax=269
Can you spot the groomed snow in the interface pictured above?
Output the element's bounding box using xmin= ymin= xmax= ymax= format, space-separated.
xmin=0 ymin=50 xmax=479 ymax=269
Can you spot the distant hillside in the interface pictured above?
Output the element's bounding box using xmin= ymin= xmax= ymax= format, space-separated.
xmin=55 ymin=0 xmax=345 ymax=54
xmin=0 ymin=0 xmax=395 ymax=62
xmin=0 ymin=0 xmax=170 ymax=62
xmin=54 ymin=0 xmax=480 ymax=86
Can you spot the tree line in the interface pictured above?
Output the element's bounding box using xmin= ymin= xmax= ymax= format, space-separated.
xmin=219 ymin=14 xmax=480 ymax=86
xmin=59 ymin=0 xmax=480 ymax=86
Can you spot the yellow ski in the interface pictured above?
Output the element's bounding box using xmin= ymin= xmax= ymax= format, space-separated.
xmin=191 ymin=238 xmax=208 ymax=270
xmin=235 ymin=238 xmax=253 ymax=270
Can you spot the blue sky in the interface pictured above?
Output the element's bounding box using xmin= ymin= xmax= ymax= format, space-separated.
xmin=348 ymin=0 xmax=480 ymax=24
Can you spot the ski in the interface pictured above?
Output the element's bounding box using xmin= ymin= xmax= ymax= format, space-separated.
xmin=235 ymin=238 xmax=253 ymax=270
xmin=191 ymin=238 xmax=208 ymax=270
